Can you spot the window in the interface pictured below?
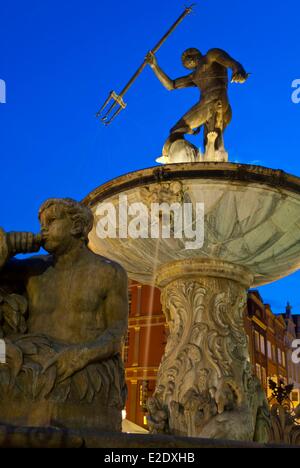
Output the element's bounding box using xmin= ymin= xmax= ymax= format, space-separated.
xmin=123 ymin=331 xmax=130 ymax=364
xmin=267 ymin=341 xmax=272 ymax=360
xmin=254 ymin=331 xmax=260 ymax=351
xmin=123 ymin=347 xmax=129 ymax=364
xmin=125 ymin=331 xmax=130 ymax=347
xmin=260 ymin=335 xmax=265 ymax=355
xmin=272 ymin=345 xmax=276 ymax=362
xmin=282 ymin=351 xmax=286 ymax=368
xmin=128 ymin=290 xmax=132 ymax=313
xmin=139 ymin=381 xmax=149 ymax=409
xmin=261 ymin=367 xmax=267 ymax=386
xmin=278 ymin=348 xmax=282 ymax=365
xmin=256 ymin=363 xmax=261 ymax=380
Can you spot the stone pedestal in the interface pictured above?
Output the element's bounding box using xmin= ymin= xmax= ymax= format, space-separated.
xmin=147 ymin=258 xmax=269 ymax=441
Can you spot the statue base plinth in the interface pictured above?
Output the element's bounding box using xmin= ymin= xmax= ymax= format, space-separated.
xmin=0 ymin=424 xmax=297 ymax=448
xmin=156 ymin=135 xmax=228 ymax=164
xmin=0 ymin=398 xmax=122 ymax=433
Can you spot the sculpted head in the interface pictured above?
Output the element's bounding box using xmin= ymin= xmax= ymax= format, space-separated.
xmin=38 ymin=198 xmax=93 ymax=254
xmin=181 ymin=48 xmax=202 ymax=70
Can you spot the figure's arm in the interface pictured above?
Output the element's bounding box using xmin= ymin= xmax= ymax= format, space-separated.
xmin=0 ymin=229 xmax=10 ymax=271
xmin=83 ymin=264 xmax=128 ymax=362
xmin=207 ymin=48 xmax=248 ymax=83
xmin=145 ymin=51 xmax=196 ymax=91
xmin=0 ymin=229 xmax=40 ymax=288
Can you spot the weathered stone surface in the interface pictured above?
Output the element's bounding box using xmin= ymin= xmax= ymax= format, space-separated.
xmin=147 ymin=259 xmax=270 ymax=441
xmin=86 ymin=163 xmax=300 ymax=288
xmin=0 ymin=198 xmax=128 ymax=433
xmin=84 ymin=163 xmax=300 ymax=441
xmin=0 ymin=424 xmax=83 ymax=448
xmin=0 ymin=425 xmax=297 ymax=448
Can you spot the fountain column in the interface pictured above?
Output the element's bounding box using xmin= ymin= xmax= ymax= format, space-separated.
xmin=147 ymin=258 xmax=270 ymax=442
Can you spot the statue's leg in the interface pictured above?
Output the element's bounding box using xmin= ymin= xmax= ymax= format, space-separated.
xmin=217 ymin=104 xmax=232 ymax=150
xmin=163 ymin=102 xmax=210 ymax=157
xmin=203 ymin=99 xmax=232 ymax=151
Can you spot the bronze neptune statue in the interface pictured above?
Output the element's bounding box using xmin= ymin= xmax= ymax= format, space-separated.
xmin=146 ymin=48 xmax=248 ymax=161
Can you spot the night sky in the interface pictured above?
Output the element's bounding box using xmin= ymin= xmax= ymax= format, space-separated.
xmin=1 ymin=0 xmax=299 ymax=313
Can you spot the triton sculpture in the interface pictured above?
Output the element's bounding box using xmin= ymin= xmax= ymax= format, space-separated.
xmin=0 ymin=198 xmax=128 ymax=433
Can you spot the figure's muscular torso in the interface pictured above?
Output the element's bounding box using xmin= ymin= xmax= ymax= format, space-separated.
xmin=25 ymin=250 xmax=117 ymax=344
xmin=192 ymin=57 xmax=228 ymax=97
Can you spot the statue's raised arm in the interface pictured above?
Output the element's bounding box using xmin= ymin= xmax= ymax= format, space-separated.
xmin=145 ymin=51 xmax=196 ymax=90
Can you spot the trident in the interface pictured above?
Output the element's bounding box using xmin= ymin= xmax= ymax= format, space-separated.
xmin=96 ymin=5 xmax=195 ymax=125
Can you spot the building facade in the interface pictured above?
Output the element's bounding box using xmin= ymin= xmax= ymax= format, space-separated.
xmin=124 ymin=283 xmax=300 ymax=428
xmin=281 ymin=304 xmax=300 ymax=405
xmin=124 ymin=281 xmax=168 ymax=427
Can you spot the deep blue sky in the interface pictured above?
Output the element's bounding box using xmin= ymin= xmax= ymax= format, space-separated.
xmin=0 ymin=0 xmax=299 ymax=314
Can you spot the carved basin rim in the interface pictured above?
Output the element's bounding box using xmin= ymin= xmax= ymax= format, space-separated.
xmin=83 ymin=162 xmax=300 ymax=207
xmin=156 ymin=257 xmax=254 ymax=289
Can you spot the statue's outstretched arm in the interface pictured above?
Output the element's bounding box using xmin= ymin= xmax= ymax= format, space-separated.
xmin=0 ymin=229 xmax=10 ymax=271
xmin=207 ymin=48 xmax=248 ymax=83
xmin=0 ymin=230 xmax=40 ymax=338
xmin=145 ymin=51 xmax=196 ymax=91
xmin=0 ymin=229 xmax=40 ymax=287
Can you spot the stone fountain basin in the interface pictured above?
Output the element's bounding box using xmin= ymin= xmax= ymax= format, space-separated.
xmin=84 ymin=163 xmax=300 ymax=287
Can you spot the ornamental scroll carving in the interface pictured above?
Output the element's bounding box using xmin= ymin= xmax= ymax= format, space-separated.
xmin=147 ymin=277 xmax=270 ymax=441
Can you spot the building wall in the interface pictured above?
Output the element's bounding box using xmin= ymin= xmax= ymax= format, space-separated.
xmin=124 ymin=281 xmax=167 ymax=428
xmin=124 ymin=284 xmax=299 ymax=427
xmin=282 ymin=311 xmax=300 ymax=405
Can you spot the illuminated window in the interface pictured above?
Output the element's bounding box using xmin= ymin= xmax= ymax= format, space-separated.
xmin=260 ymin=335 xmax=265 ymax=355
xmin=282 ymin=351 xmax=286 ymax=368
xmin=123 ymin=347 xmax=129 ymax=364
xmin=267 ymin=341 xmax=272 ymax=359
xmin=256 ymin=363 xmax=261 ymax=380
xmin=122 ymin=331 xmax=130 ymax=364
xmin=261 ymin=367 xmax=267 ymax=386
xmin=278 ymin=348 xmax=282 ymax=365
xmin=139 ymin=381 xmax=149 ymax=409
xmin=254 ymin=331 xmax=260 ymax=351
xmin=272 ymin=345 xmax=276 ymax=362
xmin=128 ymin=290 xmax=132 ymax=313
